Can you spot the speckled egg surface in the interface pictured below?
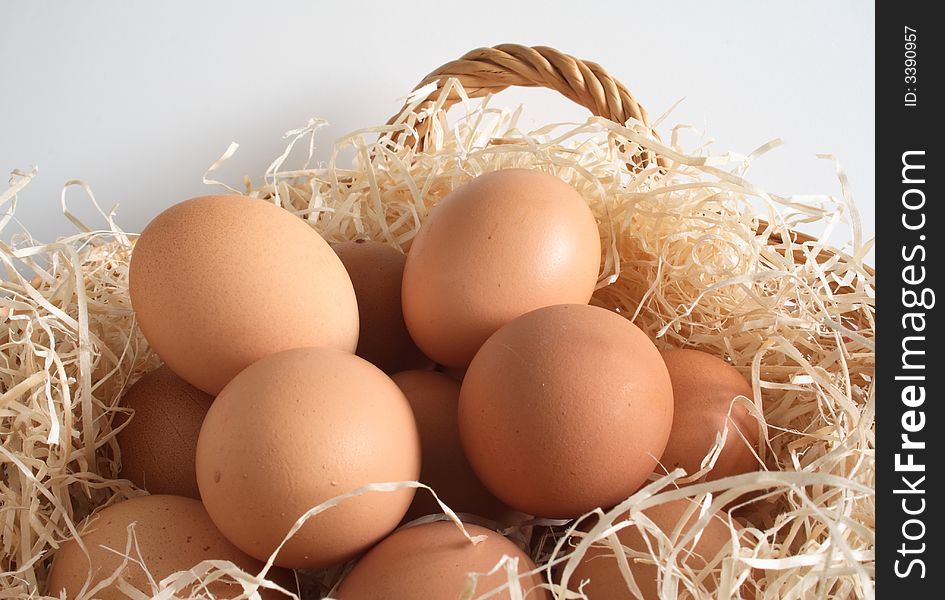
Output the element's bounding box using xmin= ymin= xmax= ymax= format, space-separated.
xmin=402 ymin=169 xmax=601 ymax=368
xmin=116 ymin=365 xmax=213 ymax=498
xmin=195 ymin=346 xmax=420 ymax=568
xmin=129 ymin=194 xmax=358 ymax=394
xmin=459 ymin=304 xmax=674 ymax=518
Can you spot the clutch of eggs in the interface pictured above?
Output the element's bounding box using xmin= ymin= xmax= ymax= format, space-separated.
xmin=64 ymin=170 xmax=760 ymax=597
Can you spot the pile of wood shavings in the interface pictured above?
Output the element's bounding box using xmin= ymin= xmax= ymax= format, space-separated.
xmin=1 ymin=79 xmax=874 ymax=599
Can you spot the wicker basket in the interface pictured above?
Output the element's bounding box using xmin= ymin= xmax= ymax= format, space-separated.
xmin=0 ymin=44 xmax=875 ymax=600
xmin=304 ymin=44 xmax=874 ymax=599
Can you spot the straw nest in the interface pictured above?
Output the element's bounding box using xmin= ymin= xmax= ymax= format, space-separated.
xmin=1 ymin=78 xmax=874 ymax=599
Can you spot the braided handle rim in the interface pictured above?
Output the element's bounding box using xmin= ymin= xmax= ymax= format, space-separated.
xmin=388 ymin=44 xmax=661 ymax=165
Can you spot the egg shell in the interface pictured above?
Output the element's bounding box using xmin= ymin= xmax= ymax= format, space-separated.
xmin=116 ymin=365 xmax=213 ymax=498
xmin=129 ymin=195 xmax=359 ymax=394
xmin=402 ymin=169 xmax=601 ymax=368
xmin=459 ymin=304 xmax=674 ymax=518
xmin=195 ymin=346 xmax=421 ymax=568
xmin=46 ymin=495 xmax=292 ymax=599
xmin=569 ymin=499 xmax=740 ymax=599
xmin=392 ymin=370 xmax=514 ymax=523
xmin=332 ymin=240 xmax=432 ymax=373
xmin=659 ymin=349 xmax=759 ymax=480
xmin=335 ymin=521 xmax=548 ymax=599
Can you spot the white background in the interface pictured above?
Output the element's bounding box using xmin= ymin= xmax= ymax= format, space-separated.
xmin=2 ymin=1 xmax=874 ymax=255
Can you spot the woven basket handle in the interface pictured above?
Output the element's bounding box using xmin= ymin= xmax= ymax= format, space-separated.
xmin=388 ymin=44 xmax=661 ymax=167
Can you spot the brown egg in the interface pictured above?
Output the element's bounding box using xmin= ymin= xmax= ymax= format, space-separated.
xmin=129 ymin=195 xmax=358 ymax=394
xmin=392 ymin=370 xmax=513 ymax=523
xmin=459 ymin=304 xmax=673 ymax=518
xmin=402 ymin=169 xmax=601 ymax=368
xmin=116 ymin=366 xmax=212 ymax=498
xmin=195 ymin=347 xmax=421 ymax=568
xmin=335 ymin=521 xmax=548 ymax=599
xmin=659 ymin=349 xmax=759 ymax=480
xmin=46 ymin=495 xmax=292 ymax=599
xmin=332 ymin=240 xmax=432 ymax=373
xmin=569 ymin=500 xmax=739 ymax=599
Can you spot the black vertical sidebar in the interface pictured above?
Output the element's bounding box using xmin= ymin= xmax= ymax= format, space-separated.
xmin=876 ymin=1 xmax=941 ymax=596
